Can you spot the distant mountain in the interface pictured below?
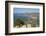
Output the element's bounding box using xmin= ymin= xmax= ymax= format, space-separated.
xmin=13 ymin=13 xmax=39 ymax=20
xmin=14 ymin=13 xmax=29 ymax=20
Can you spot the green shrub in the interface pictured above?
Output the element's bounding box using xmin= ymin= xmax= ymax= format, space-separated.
xmin=14 ymin=18 xmax=24 ymax=27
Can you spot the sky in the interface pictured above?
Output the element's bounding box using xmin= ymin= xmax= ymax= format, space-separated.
xmin=13 ymin=8 xmax=39 ymax=13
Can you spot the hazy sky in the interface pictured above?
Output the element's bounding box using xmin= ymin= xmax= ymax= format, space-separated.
xmin=13 ymin=8 xmax=39 ymax=13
